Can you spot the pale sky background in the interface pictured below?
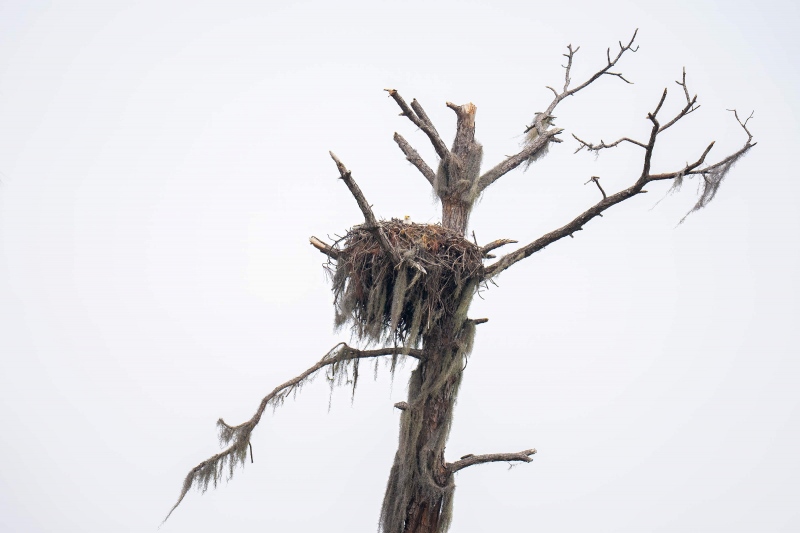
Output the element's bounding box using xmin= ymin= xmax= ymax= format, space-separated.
xmin=1 ymin=0 xmax=798 ymax=531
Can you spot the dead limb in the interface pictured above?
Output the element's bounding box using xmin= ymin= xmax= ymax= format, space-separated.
xmin=330 ymin=151 xmax=383 ymax=230
xmin=329 ymin=152 xmax=427 ymax=274
xmin=393 ymin=132 xmax=436 ymax=185
xmin=585 ymin=176 xmax=607 ymax=199
xmin=385 ymin=89 xmax=450 ymax=160
xmin=447 ymin=448 xmax=537 ymax=474
xmin=475 ymin=30 xmax=639 ymax=193
xmin=485 ymin=74 xmax=755 ymax=280
xmin=164 ymin=343 xmax=423 ymax=522
xmin=480 ymin=239 xmax=518 ymax=257
xmin=309 ymin=236 xmax=339 ymax=258
xmin=476 ymin=127 xmax=564 ymax=192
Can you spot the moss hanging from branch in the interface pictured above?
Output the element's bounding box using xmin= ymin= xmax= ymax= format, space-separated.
xmin=329 ymin=219 xmax=484 ymax=350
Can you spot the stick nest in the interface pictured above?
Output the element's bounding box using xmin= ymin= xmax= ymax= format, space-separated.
xmin=328 ymin=219 xmax=484 ymax=348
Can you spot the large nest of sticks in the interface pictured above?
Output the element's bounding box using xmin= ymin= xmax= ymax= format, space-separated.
xmin=328 ymin=219 xmax=484 ymax=348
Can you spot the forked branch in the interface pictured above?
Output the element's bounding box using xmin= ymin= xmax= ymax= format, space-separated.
xmin=164 ymin=343 xmax=423 ymax=522
xmin=485 ymin=73 xmax=755 ymax=279
xmin=447 ymin=448 xmax=537 ymax=473
xmin=385 ymin=89 xmax=450 ymax=160
xmin=476 ymin=30 xmax=639 ymax=192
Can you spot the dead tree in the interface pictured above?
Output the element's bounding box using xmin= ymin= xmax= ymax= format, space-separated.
xmin=165 ymin=30 xmax=755 ymax=533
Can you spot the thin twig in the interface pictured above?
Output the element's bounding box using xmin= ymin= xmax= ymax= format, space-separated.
xmin=585 ymin=176 xmax=607 ymax=199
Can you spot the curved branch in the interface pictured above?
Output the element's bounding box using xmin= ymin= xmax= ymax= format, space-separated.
xmin=165 ymin=343 xmax=423 ymax=522
xmin=447 ymin=448 xmax=537 ymax=474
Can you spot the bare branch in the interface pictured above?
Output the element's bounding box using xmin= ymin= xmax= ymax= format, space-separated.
xmin=658 ymin=69 xmax=700 ymax=133
xmin=309 ymin=236 xmax=339 ymax=258
xmin=550 ymin=29 xmax=638 ymax=110
xmin=480 ymin=238 xmax=518 ymax=255
xmin=485 ymin=81 xmax=756 ymax=279
xmin=647 ymin=141 xmax=716 ymax=181
xmin=585 ymin=176 xmax=607 ymax=199
xmin=393 ymin=132 xmax=436 ymax=185
xmin=476 ymin=30 xmax=638 ymax=192
xmin=640 ymin=89 xmax=670 ymax=179
xmin=410 ymin=99 xmax=437 ymax=132
xmin=476 ymin=127 xmax=564 ymax=192
xmin=484 ymin=183 xmax=647 ymax=279
xmin=330 ymin=152 xmax=381 ymax=228
xmin=328 ymin=152 xmax=411 ymax=268
xmin=385 ymin=89 xmax=450 ymax=160
xmin=727 ymin=108 xmax=755 ymax=144
xmin=573 ymin=70 xmax=701 ymax=158
xmin=165 ymin=343 xmax=423 ymax=522
xmin=447 ymin=448 xmax=537 ymax=474
xmin=573 ymin=133 xmax=647 ymax=153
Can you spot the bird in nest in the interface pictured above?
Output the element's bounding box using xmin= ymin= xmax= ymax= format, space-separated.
xmin=403 ymin=215 xmax=412 ymax=225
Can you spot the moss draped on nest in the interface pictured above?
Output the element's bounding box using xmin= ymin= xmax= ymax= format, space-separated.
xmin=328 ymin=219 xmax=484 ymax=349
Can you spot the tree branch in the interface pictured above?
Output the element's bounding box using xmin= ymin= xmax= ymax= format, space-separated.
xmin=476 ymin=30 xmax=639 ymax=192
xmin=476 ymin=127 xmax=564 ymax=192
xmin=309 ymin=236 xmax=339 ymax=258
xmin=329 ymin=152 xmax=404 ymax=259
xmin=585 ymin=176 xmax=607 ymax=199
xmin=330 ymin=151 xmax=381 ymax=228
xmin=659 ymin=67 xmax=700 ymax=133
xmin=485 ymin=76 xmax=755 ymax=280
xmin=573 ymin=133 xmax=647 ymax=153
xmin=484 ymin=183 xmax=647 ymax=279
xmin=480 ymin=238 xmax=518 ymax=255
xmin=447 ymin=448 xmax=537 ymax=473
xmin=385 ymin=89 xmax=450 ymax=160
xmin=393 ymin=132 xmax=436 ymax=185
xmin=165 ymin=343 xmax=423 ymax=522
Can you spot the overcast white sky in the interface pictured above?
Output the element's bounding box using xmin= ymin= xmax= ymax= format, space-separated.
xmin=1 ymin=0 xmax=798 ymax=531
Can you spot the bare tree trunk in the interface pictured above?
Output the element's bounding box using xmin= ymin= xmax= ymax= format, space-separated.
xmin=395 ymin=328 xmax=462 ymax=533
xmin=441 ymin=198 xmax=471 ymax=237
